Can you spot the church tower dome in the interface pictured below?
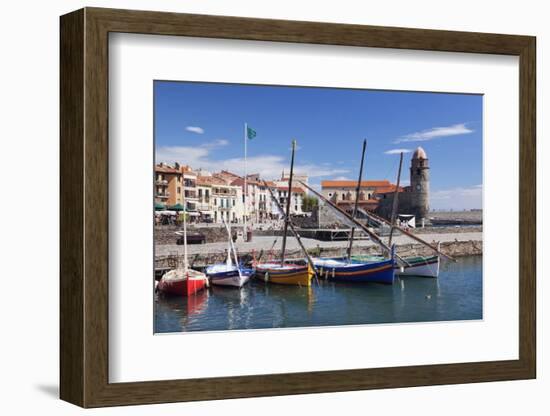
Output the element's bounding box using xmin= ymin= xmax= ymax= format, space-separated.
xmin=412 ymin=146 xmax=427 ymax=160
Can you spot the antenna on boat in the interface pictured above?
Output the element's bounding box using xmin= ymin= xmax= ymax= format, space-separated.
xmin=388 ymin=152 xmax=404 ymax=247
xmin=280 ymin=139 xmax=296 ymax=265
xmin=346 ymin=139 xmax=367 ymax=261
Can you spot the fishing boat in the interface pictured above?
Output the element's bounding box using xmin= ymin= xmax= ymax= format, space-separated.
xmin=157 ymin=268 xmax=208 ymax=296
xmin=396 ymin=254 xmax=439 ymax=278
xmin=310 ymin=139 xmax=396 ymax=284
xmin=313 ymin=256 xmax=395 ymax=284
xmin=254 ymin=140 xmax=316 ymax=287
xmin=206 ymin=263 xmax=254 ymax=287
xmin=349 ymin=254 xmax=440 ymax=278
xmin=205 ymin=220 xmax=253 ymax=288
xmin=157 ymin=194 xmax=208 ymax=296
xmin=255 ymin=262 xmax=314 ymax=286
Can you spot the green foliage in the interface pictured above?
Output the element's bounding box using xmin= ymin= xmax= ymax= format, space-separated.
xmin=302 ymin=195 xmax=318 ymax=212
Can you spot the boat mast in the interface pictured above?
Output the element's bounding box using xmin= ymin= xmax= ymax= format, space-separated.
xmin=243 ymin=122 xmax=248 ymax=242
xmin=222 ymin=217 xmax=241 ymax=278
xmin=182 ymin=184 xmax=188 ymax=273
xmin=280 ymin=140 xmax=296 ymax=265
xmin=226 ymin=222 xmax=232 ymax=267
xmin=346 ymin=139 xmax=367 ymax=260
xmin=388 ymin=152 xmax=404 ymax=247
xmin=264 ymin=181 xmax=318 ymax=281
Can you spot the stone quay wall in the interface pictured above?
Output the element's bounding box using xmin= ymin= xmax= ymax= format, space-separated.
xmin=155 ymin=239 xmax=482 ymax=270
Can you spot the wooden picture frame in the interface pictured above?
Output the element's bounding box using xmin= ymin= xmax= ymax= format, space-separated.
xmin=60 ymin=7 xmax=536 ymax=408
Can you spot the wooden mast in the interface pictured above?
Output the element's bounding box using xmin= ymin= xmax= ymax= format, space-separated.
xmin=264 ymin=181 xmax=318 ymax=281
xmin=280 ymin=140 xmax=296 ymax=265
xmin=346 ymin=139 xmax=367 ymax=260
xmin=182 ymin=184 xmax=188 ymax=273
xmin=388 ymin=152 xmax=403 ymax=247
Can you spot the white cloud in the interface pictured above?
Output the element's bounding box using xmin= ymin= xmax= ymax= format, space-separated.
xmin=430 ymin=184 xmax=482 ymax=210
xmin=201 ymin=139 xmax=229 ymax=148
xmin=384 ymin=148 xmax=412 ymax=155
xmin=394 ymin=123 xmax=474 ymax=143
xmin=332 ymin=176 xmax=352 ymax=181
xmin=185 ymin=126 xmax=204 ymax=134
xmin=156 ymin=140 xmax=349 ymax=180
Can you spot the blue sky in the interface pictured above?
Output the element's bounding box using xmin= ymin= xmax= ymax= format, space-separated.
xmin=155 ymin=81 xmax=483 ymax=210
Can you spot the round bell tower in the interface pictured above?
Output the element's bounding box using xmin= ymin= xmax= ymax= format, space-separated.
xmin=410 ymin=147 xmax=430 ymax=220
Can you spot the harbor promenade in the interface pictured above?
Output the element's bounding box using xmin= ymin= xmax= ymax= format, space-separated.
xmin=155 ymin=231 xmax=482 ymax=270
xmin=156 ymin=231 xmax=481 ymax=256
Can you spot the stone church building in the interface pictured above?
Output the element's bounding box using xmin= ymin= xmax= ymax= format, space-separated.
xmin=319 ymin=147 xmax=430 ymax=225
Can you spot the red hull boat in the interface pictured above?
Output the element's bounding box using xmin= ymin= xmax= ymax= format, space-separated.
xmin=157 ymin=268 xmax=207 ymax=296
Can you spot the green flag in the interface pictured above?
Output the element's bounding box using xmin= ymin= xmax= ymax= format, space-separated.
xmin=247 ymin=126 xmax=257 ymax=140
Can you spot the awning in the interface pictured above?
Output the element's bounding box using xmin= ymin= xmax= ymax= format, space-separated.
xmin=188 ymin=212 xmax=200 ymax=217
xmin=156 ymin=210 xmax=177 ymax=215
xmin=167 ymin=203 xmax=185 ymax=211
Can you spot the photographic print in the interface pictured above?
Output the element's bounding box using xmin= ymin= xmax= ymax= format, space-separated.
xmin=153 ymin=81 xmax=483 ymax=334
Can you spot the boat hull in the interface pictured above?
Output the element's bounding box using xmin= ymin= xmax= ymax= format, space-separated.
xmin=397 ymin=255 xmax=439 ymax=278
xmin=314 ymin=258 xmax=395 ymax=284
xmin=255 ymin=263 xmax=313 ymax=286
xmin=157 ymin=269 xmax=207 ymax=296
xmin=206 ymin=265 xmax=253 ymax=288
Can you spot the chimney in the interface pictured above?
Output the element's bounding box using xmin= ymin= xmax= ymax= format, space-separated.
xmin=175 ymin=162 xmax=180 ymax=170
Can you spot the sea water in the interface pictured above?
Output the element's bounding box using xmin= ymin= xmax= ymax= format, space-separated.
xmin=154 ymin=255 xmax=482 ymax=333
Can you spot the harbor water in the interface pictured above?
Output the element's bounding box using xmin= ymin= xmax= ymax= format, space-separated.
xmin=154 ymin=255 xmax=482 ymax=333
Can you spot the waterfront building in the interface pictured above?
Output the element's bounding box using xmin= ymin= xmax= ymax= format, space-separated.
xmin=376 ymin=147 xmax=430 ymax=222
xmin=281 ymin=170 xmax=309 ymax=195
xmin=181 ymin=165 xmax=198 ymax=216
xmin=272 ymin=183 xmax=305 ymax=216
xmin=154 ymin=163 xmax=199 ymax=219
xmin=196 ymin=177 xmax=213 ymax=222
xmin=197 ymin=173 xmax=244 ymax=223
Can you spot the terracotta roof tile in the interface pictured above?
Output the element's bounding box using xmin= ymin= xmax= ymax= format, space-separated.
xmin=155 ymin=164 xmax=180 ymax=174
xmin=321 ymin=180 xmax=391 ymax=188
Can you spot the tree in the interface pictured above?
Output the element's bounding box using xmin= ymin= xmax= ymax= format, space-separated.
xmin=301 ymin=195 xmax=319 ymax=212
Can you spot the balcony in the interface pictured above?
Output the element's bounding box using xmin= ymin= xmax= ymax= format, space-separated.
xmin=156 ymin=193 xmax=169 ymax=199
xmin=156 ymin=179 xmax=168 ymax=186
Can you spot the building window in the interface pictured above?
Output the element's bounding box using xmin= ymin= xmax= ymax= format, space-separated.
xmin=177 ymin=187 xmax=181 ymax=194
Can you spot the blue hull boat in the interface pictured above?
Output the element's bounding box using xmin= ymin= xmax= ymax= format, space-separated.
xmin=206 ymin=264 xmax=254 ymax=288
xmin=313 ymin=257 xmax=395 ymax=284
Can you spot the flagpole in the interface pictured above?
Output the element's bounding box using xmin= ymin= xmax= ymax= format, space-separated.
xmin=244 ymin=122 xmax=248 ymax=242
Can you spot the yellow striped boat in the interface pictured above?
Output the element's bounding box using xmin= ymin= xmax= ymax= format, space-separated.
xmin=254 ymin=263 xmax=314 ymax=286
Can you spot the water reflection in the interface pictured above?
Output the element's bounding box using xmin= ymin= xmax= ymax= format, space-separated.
xmin=154 ymin=256 xmax=482 ymax=333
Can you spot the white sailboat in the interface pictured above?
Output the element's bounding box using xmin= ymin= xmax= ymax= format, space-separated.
xmin=205 ymin=219 xmax=252 ymax=287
